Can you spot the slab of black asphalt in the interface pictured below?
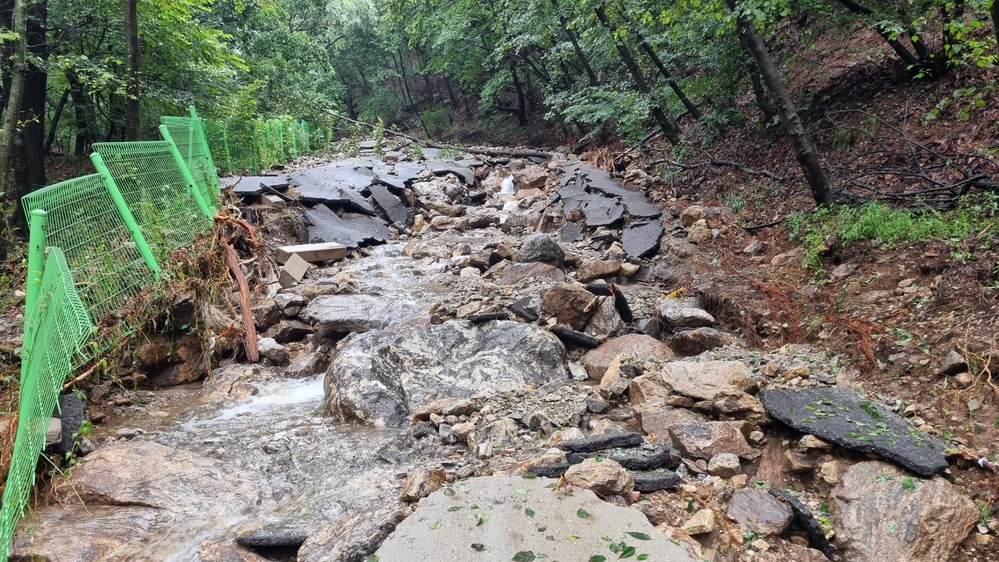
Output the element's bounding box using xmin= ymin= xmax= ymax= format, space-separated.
xmin=759 ymin=386 xmax=949 ymax=476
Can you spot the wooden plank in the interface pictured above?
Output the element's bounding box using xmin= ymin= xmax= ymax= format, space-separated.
xmin=275 ymin=242 xmax=347 ymax=264
xmin=279 ymin=253 xmax=310 ymax=288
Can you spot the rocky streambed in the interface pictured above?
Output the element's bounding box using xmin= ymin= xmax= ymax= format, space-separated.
xmin=15 ymin=146 xmax=997 ymax=561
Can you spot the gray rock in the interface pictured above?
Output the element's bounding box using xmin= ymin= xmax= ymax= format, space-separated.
xmin=257 ymin=337 xmax=290 ymax=366
xmin=938 ymin=350 xmax=967 ymax=376
xmin=759 ymin=387 xmax=948 ymax=476
xmin=707 ymin=452 xmax=741 ymax=477
xmin=650 ymin=360 xmax=755 ymax=401
xmin=286 ymin=352 xmax=328 ymax=378
xmin=668 ymin=327 xmax=732 ymax=356
xmin=669 ymin=420 xmax=759 ymax=460
xmin=274 ymin=292 xmax=306 ymax=313
xmin=324 ymin=320 xmax=568 ymax=427
xmin=374 ymin=476 xmax=697 ymax=561
xmin=659 ymin=297 xmax=715 ymax=328
xmin=515 ymin=232 xmax=565 ymax=268
xmin=269 ymin=319 xmax=314 ymax=344
xmin=726 ymin=488 xmax=793 ymax=536
xmin=831 ymin=461 xmax=978 ymax=562
xmin=494 ymin=262 xmax=567 ymax=285
xmin=565 ymin=458 xmax=634 ymax=496
xmin=45 ymin=418 xmax=61 ymax=446
xmin=300 ymin=294 xmax=421 ymax=335
xmin=298 ymin=502 xmax=408 ymax=562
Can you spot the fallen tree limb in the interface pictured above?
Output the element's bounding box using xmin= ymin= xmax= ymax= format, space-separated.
xmin=223 ymin=237 xmax=259 ymax=363
xmin=743 ymin=217 xmax=786 ymax=232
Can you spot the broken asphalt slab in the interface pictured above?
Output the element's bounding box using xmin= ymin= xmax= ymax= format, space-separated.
xmin=221 ymin=175 xmax=290 ymax=196
xmin=373 ymin=475 xmax=699 ymax=561
xmin=304 ymin=204 xmax=388 ymax=248
xmin=759 ymin=386 xmax=949 ymax=476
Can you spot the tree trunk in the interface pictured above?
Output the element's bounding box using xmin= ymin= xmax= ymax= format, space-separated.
xmin=992 ymin=0 xmax=999 ymax=60
xmin=44 ymin=87 xmax=69 ymax=154
xmin=835 ymin=0 xmax=922 ymax=66
xmin=67 ymin=70 xmax=94 ymax=155
xmin=510 ymin=64 xmax=528 ymax=126
xmin=746 ymin=57 xmax=775 ymax=122
xmin=594 ymin=5 xmax=681 ymax=145
xmin=124 ymin=0 xmax=140 ymax=140
xmin=551 ymin=0 xmax=599 ymax=86
xmin=12 ymin=0 xmax=46 ymax=216
xmin=730 ymin=0 xmax=831 ymax=206
xmin=0 ymin=0 xmax=26 ymax=259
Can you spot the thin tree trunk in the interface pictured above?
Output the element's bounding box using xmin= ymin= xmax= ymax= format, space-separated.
xmin=730 ymin=0 xmax=831 ymax=206
xmin=594 ymin=5 xmax=681 ymax=145
xmin=44 ymin=87 xmax=69 ymax=154
xmin=12 ymin=0 xmax=46 ymax=214
xmin=0 ymin=0 xmax=25 ymax=259
xmin=992 ymin=0 xmax=999 ymax=60
xmin=124 ymin=0 xmax=140 ymax=140
xmin=551 ymin=0 xmax=598 ymax=86
xmin=746 ymin=56 xmax=775 ymax=122
xmin=835 ymin=0 xmax=922 ymax=66
xmin=510 ymin=64 xmax=528 ymax=126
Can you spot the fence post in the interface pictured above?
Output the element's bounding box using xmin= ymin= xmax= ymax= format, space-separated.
xmin=22 ymin=209 xmax=47 ymax=364
xmin=290 ymin=119 xmax=299 ymax=158
xmin=90 ymin=152 xmax=162 ymax=279
xmin=277 ymin=121 xmax=285 ymax=161
xmin=160 ymin=125 xmax=215 ymax=219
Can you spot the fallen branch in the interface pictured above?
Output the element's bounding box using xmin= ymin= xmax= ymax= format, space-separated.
xmin=223 ymin=237 xmax=259 ymax=363
xmin=62 ymin=362 xmax=99 ymax=391
xmin=743 ymin=217 xmax=787 ymax=232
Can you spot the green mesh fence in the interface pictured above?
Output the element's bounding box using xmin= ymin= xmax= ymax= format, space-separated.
xmin=204 ymin=120 xmax=231 ymax=175
xmin=160 ymin=116 xmax=220 ymax=209
xmin=21 ymin=175 xmax=156 ymax=348
xmin=0 ymin=248 xmax=95 ymax=557
xmin=93 ymin=141 xmax=212 ymax=257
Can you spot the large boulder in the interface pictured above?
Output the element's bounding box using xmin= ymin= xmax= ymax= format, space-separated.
xmin=831 ymin=461 xmax=978 ymax=562
xmin=325 ymin=319 xmax=569 ymax=427
xmin=580 ymin=334 xmax=674 ymax=380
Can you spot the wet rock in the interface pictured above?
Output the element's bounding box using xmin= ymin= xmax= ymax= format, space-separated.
xmin=274 ymin=292 xmax=306 ymax=316
xmin=565 ymin=458 xmax=634 ymax=495
xmin=326 ymin=320 xmax=568 ymax=427
xmin=138 ymin=333 xmax=207 ymax=386
xmin=651 ymin=360 xmax=755 ymax=401
xmin=63 ymin=441 xmax=266 ymax=514
xmin=270 ymin=319 xmax=314 ymax=344
xmin=707 ymin=452 xmax=741 ymax=477
xmin=580 ymin=334 xmax=674 ymax=380
xmin=197 ymin=542 xmax=271 ymax=562
xmin=759 ymin=387 xmax=948 ymax=476
xmin=726 ymin=488 xmax=793 ymax=536
xmin=12 ymin=505 xmax=164 ymax=561
xmin=669 ymin=420 xmax=759 ymax=460
xmin=622 ymin=220 xmax=664 ymax=258
xmin=251 ymin=299 xmax=281 ymax=331
xmin=541 ymin=283 xmax=595 ymax=330
xmin=577 ymin=259 xmax=621 ymax=282
xmin=429 ymin=215 xmax=468 ymax=232
xmin=683 ymin=509 xmax=715 ymax=535
xmin=298 ymin=502 xmax=408 ymax=562
xmin=399 ymin=466 xmax=447 ymax=502
xmin=668 ymin=327 xmax=732 ymax=356
xmin=515 ymin=232 xmax=565 ymax=268
xmin=300 ymin=294 xmax=421 ymax=335
xmin=258 ymin=337 xmax=290 ymax=366
xmin=374 ymin=475 xmax=696 ymax=561
xmin=493 ymin=262 xmax=566 ymax=285
xmin=235 ymin=531 xmax=309 ymax=549
xmin=287 ymin=352 xmax=328 ymax=378
xmin=659 ymin=297 xmax=715 ymax=328
xmin=512 ymin=165 xmax=548 ymax=190
xmin=831 ymin=460 xmax=978 ymax=562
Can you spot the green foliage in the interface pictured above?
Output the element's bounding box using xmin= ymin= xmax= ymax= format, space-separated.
xmin=372 ymin=118 xmax=385 ymax=157
xmin=789 ymin=196 xmax=998 ymax=272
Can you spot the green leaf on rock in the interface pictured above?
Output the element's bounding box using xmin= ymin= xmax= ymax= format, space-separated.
xmin=577 ymin=507 xmax=589 ymax=518
xmin=625 ymin=532 xmax=651 ymax=540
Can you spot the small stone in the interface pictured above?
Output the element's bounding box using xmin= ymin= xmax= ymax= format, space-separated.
xmin=45 ymin=418 xmax=62 ymax=446
xmin=750 ymin=539 xmax=771 ymax=552
xmin=707 ymin=453 xmax=741 ymax=478
xmin=515 ymin=232 xmax=565 ymax=268
xmin=398 ymin=466 xmax=447 ymax=502
xmin=680 ymin=205 xmax=704 ymax=227
xmin=798 ymin=435 xmax=832 ymax=451
xmin=620 ymin=263 xmax=640 ymax=277
xmin=953 ymin=372 xmax=974 ymax=386
xmin=743 ymin=240 xmax=764 ymax=255
xmin=726 ymin=488 xmax=793 ymax=536
xmin=687 ymin=219 xmax=712 ymax=244
xmin=586 ymin=395 xmax=609 ymax=413
xmin=438 ymin=423 xmax=457 ymax=444
xmin=729 ymin=474 xmax=748 ymax=489
xmin=682 ymin=509 xmax=715 ymax=535
xmin=577 ymin=260 xmax=621 ymax=282
xmin=546 ymin=427 xmax=585 ymax=446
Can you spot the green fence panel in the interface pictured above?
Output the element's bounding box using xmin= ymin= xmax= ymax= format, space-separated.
xmin=160 ymin=116 xmax=219 ymax=208
xmin=21 ymin=175 xmax=156 ymax=334
xmin=92 ymin=141 xmax=212 ymax=258
xmin=222 ymin=118 xmax=257 ymax=175
xmin=205 ymin=120 xmax=231 ymax=175
xmin=0 ymin=247 xmax=95 ymax=560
